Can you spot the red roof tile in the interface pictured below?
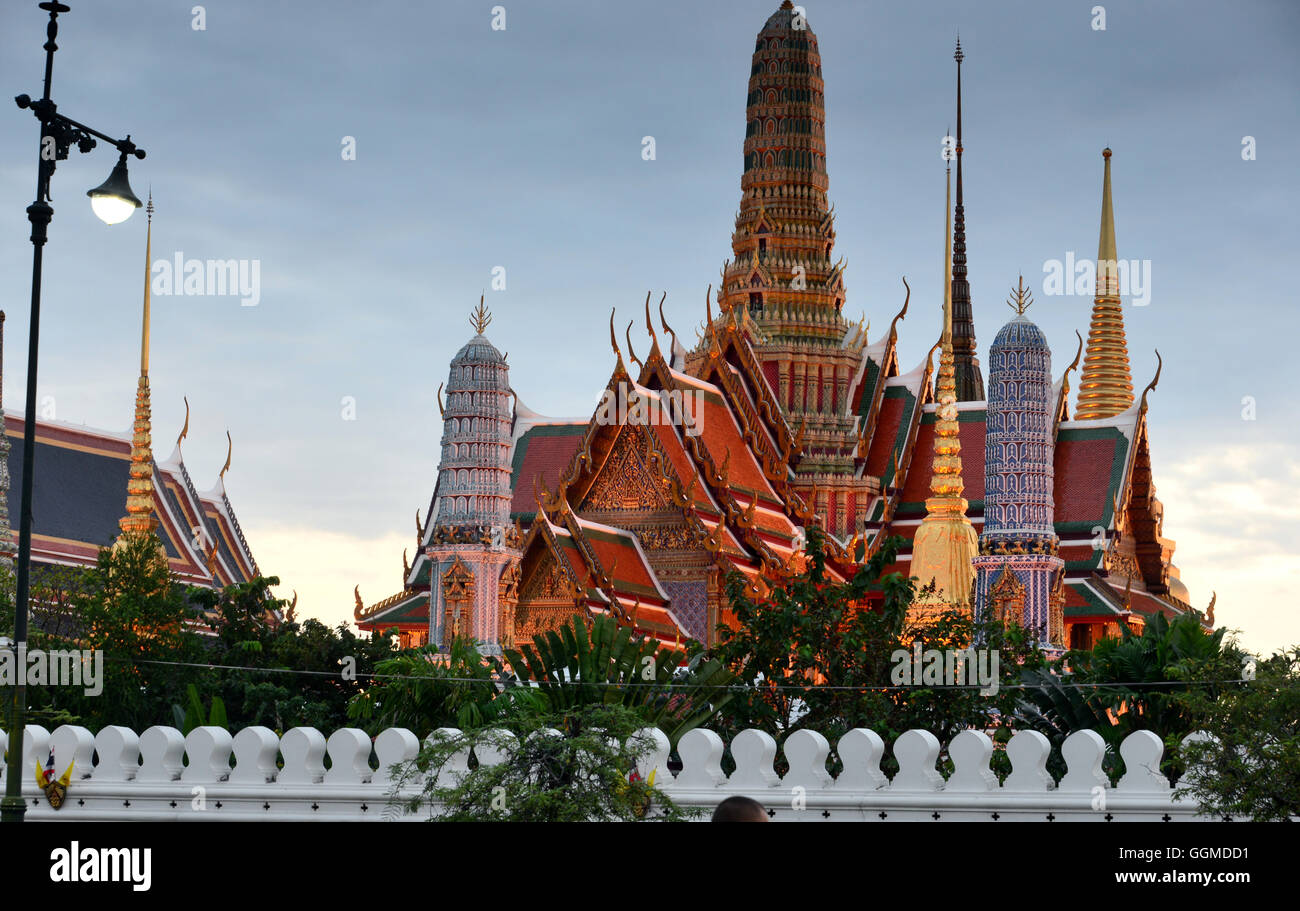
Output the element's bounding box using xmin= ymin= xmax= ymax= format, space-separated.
xmin=510 ymin=428 xmax=584 ymax=515
xmin=865 ymin=395 xmax=904 ymax=478
xmin=899 ymin=418 xmax=985 ymax=505
xmin=1054 ymin=436 xmax=1120 ymax=525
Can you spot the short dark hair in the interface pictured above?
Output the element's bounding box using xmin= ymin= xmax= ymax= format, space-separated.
xmin=711 ymin=795 xmax=768 ymax=822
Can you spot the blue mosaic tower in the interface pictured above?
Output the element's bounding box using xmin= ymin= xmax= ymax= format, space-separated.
xmin=973 ymin=278 xmax=1065 ymax=648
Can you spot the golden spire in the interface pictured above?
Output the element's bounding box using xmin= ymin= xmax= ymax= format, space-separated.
xmin=469 ymin=294 xmax=493 ymax=335
xmin=1076 ymin=148 xmax=1134 ymax=420
xmin=909 ymin=165 xmax=978 ymax=615
xmin=119 ymin=196 xmax=160 ymax=538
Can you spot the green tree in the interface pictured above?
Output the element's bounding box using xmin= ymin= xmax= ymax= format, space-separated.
xmin=1174 ymin=647 xmax=1300 ymax=821
xmin=51 ymin=532 xmax=201 ymax=730
xmin=189 ymin=578 xmax=399 ymax=734
xmin=347 ymin=636 xmax=517 ymax=735
xmin=1017 ymin=611 xmax=1245 ymax=780
xmin=388 ymin=702 xmax=698 ymax=821
xmin=503 ymin=614 xmax=733 ymax=747
xmin=711 ymin=529 xmax=1047 ymax=766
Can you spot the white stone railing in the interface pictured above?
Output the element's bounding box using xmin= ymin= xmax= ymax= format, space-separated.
xmin=0 ymin=723 xmax=1213 ymax=821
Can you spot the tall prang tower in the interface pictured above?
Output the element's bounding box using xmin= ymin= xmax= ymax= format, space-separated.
xmin=425 ymin=299 xmax=521 ymax=655
xmin=713 ymin=0 xmax=872 ymax=538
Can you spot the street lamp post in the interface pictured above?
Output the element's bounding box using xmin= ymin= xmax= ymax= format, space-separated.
xmin=2 ymin=1 xmax=146 ymax=823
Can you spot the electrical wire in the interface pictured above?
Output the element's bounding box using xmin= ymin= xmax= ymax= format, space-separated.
xmin=78 ymin=653 xmax=1261 ymax=693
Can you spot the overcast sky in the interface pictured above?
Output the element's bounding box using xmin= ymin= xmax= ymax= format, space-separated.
xmin=1 ymin=1 xmax=1296 ymax=655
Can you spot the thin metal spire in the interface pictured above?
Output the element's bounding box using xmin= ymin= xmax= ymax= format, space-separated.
xmin=949 ymin=36 xmax=984 ymax=400
xmin=119 ymin=194 xmax=159 ymax=538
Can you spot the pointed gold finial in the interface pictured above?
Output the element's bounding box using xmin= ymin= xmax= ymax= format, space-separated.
xmin=704 ymin=285 xmax=721 ymax=358
xmin=1006 ymin=275 xmax=1033 ymax=315
xmin=470 ymin=294 xmax=493 ymax=335
xmin=354 ymin=585 xmax=364 ymax=613
xmin=888 ymin=277 xmax=910 ymax=345
xmin=436 ymin=381 xmax=445 ymax=418
xmin=176 ymin=395 xmax=189 ymax=451
xmin=659 ymin=294 xmax=679 ymax=354
xmin=118 ymin=194 xmax=161 ymax=540
xmin=1138 ymin=349 xmax=1162 ymax=415
xmin=219 ymin=430 xmax=232 ymax=482
xmin=1066 ymin=329 xmax=1084 ymax=375
xmin=609 ymin=307 xmax=626 ymax=370
xmin=645 ymin=291 xmax=661 ymax=353
xmin=625 ymin=320 xmax=643 ymax=369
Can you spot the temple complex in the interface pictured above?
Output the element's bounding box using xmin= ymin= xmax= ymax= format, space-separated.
xmin=356 ymin=2 xmax=1209 ymax=653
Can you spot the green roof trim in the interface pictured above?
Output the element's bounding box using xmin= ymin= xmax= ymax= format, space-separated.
xmin=881 ymin=384 xmax=916 ymax=489
xmin=856 ymin=357 xmax=881 ymax=418
xmin=360 ymin=591 xmax=428 ymax=626
xmin=918 ymin=408 xmax=987 ymax=425
xmin=1064 ymin=547 xmax=1105 ymax=572
xmin=1064 ymin=582 xmax=1125 ymax=618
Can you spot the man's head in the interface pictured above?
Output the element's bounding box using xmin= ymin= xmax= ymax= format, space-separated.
xmin=711 ymin=795 xmax=768 ymax=822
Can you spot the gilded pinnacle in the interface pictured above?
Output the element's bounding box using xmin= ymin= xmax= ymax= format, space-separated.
xmin=119 ymin=195 xmax=159 ymax=538
xmin=911 ymin=163 xmax=978 ymax=613
xmin=470 ymin=295 xmax=493 ymax=335
xmin=1076 ymin=147 xmax=1134 ymax=420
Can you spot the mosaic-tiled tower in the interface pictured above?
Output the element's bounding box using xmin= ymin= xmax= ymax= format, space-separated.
xmin=973 ymin=280 xmax=1064 ymax=648
xmin=426 ymin=300 xmax=519 ymax=654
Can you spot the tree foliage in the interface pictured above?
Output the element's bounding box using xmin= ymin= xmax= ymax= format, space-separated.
xmin=1174 ymin=647 xmax=1300 ymax=821
xmin=1016 ymin=611 xmax=1246 ymax=780
xmin=388 ymin=702 xmax=697 ymax=822
xmin=710 ymin=529 xmax=1048 ymax=765
xmin=503 ymin=613 xmax=734 ymax=747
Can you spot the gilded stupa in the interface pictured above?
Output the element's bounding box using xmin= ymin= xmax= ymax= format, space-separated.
xmin=908 ymin=163 xmax=978 ymax=619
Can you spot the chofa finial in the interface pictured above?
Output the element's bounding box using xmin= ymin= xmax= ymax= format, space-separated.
xmin=218 ymin=430 xmax=232 ymax=481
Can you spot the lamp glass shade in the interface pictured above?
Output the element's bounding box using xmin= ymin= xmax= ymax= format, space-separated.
xmin=86 ymin=159 xmax=143 ymax=225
